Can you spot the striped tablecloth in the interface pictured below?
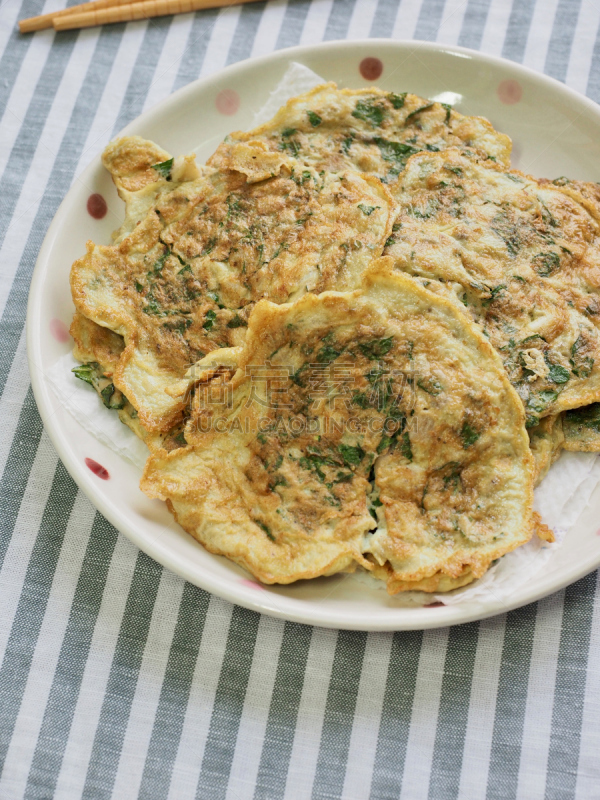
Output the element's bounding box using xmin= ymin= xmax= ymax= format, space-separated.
xmin=1 ymin=1 xmax=600 ymax=797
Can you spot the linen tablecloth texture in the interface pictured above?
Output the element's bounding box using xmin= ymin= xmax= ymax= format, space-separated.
xmin=1 ymin=0 xmax=599 ymax=798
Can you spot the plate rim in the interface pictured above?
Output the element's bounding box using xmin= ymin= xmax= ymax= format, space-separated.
xmin=27 ymin=37 xmax=600 ymax=631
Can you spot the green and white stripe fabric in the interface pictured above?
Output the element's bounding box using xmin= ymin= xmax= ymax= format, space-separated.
xmin=1 ymin=0 xmax=599 ymax=797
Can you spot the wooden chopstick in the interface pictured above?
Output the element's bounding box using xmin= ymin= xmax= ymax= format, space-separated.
xmin=19 ymin=0 xmax=146 ymax=32
xmin=20 ymin=0 xmax=260 ymax=32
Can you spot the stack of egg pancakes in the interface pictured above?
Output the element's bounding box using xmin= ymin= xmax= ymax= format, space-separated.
xmin=70 ymin=84 xmax=600 ymax=594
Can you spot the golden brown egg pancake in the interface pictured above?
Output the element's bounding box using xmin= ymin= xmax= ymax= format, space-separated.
xmin=208 ymin=84 xmax=512 ymax=184
xmin=383 ymin=147 xmax=600 ymax=427
xmin=141 ymin=262 xmax=535 ymax=591
xmin=535 ymin=177 xmax=600 ymax=454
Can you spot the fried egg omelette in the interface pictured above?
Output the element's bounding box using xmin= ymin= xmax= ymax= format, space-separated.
xmin=140 ymin=263 xmax=536 ymax=592
xmin=382 ymin=147 xmax=600 ymax=428
xmin=208 ymin=84 xmax=512 ymax=182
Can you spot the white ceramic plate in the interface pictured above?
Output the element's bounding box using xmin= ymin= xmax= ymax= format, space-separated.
xmin=27 ymin=40 xmax=600 ymax=631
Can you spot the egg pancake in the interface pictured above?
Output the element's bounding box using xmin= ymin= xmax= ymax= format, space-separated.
xmin=524 ymin=177 xmax=600 ymax=327
xmin=208 ymin=84 xmax=512 ymax=184
xmin=71 ymin=136 xmax=394 ymax=432
xmin=141 ymin=262 xmax=535 ymax=590
xmin=383 ymin=147 xmax=600 ymax=426
xmin=535 ymin=177 xmax=600 ymax=453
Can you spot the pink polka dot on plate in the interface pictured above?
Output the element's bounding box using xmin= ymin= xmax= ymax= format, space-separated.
xmin=240 ymin=578 xmax=265 ymax=591
xmin=360 ymin=57 xmax=383 ymax=81
xmin=87 ymin=193 xmax=107 ymax=219
xmin=85 ymin=458 xmax=110 ymax=480
xmin=497 ymin=79 xmax=522 ymax=105
xmin=49 ymin=318 xmax=70 ymax=343
xmin=216 ymin=89 xmax=240 ymax=116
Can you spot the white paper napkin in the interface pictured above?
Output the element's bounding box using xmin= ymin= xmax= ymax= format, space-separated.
xmin=251 ymin=62 xmax=325 ymax=126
